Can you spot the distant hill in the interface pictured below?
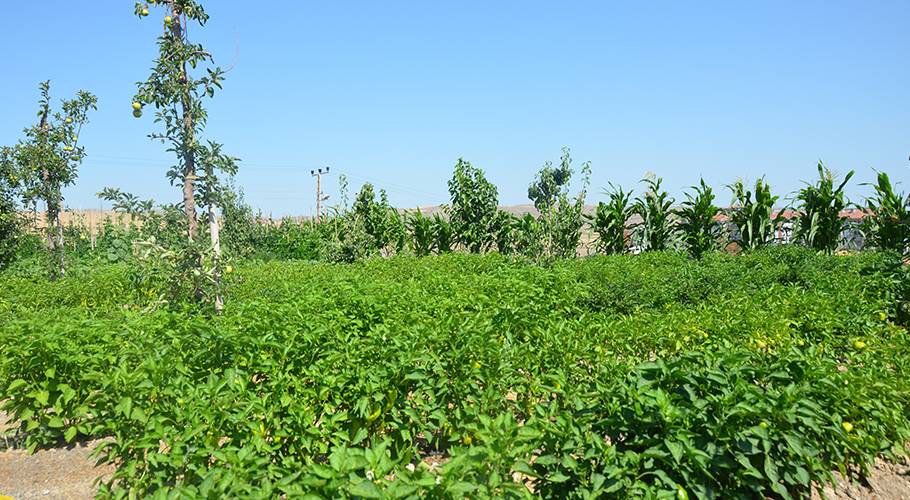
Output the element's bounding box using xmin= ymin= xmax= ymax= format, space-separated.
xmin=403 ymin=203 xmax=599 ymax=218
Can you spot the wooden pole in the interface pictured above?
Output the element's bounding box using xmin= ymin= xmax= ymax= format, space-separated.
xmin=310 ymin=166 xmax=330 ymax=222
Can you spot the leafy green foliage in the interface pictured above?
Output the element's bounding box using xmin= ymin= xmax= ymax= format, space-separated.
xmin=1 ymin=248 xmax=907 ymax=496
xmin=551 ymin=161 xmax=591 ymax=259
xmin=447 ymin=159 xmax=499 ymax=253
xmin=491 ymin=210 xmax=518 ymax=255
xmin=728 ymin=178 xmax=782 ymax=251
xmin=528 ymin=148 xmax=591 ymax=259
xmin=131 ymin=0 xmax=234 ymax=237
xmin=407 ymin=209 xmax=435 ymax=257
xmin=591 ymin=183 xmax=633 ymax=255
xmin=513 ymin=213 xmax=544 ymax=259
xmin=2 ymin=81 xmax=96 ymax=279
xmin=794 ymin=162 xmax=854 ymax=253
xmin=433 ymin=213 xmax=454 ymax=254
xmin=0 ymin=148 xmax=24 ymax=270
xmin=862 ymin=172 xmax=910 ymax=255
xmin=528 ymin=147 xmax=573 ymax=213
xmin=218 ymin=183 xmax=266 ymax=258
xmin=351 ymin=183 xmax=405 ymax=256
xmin=632 ymin=176 xmax=678 ymax=252
xmin=130 ymin=0 xmax=237 ymax=312
xmin=676 ymin=179 xmax=721 ymax=258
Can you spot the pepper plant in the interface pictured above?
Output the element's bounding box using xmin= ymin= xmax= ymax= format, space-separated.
xmin=1 ymin=81 xmax=96 ymax=279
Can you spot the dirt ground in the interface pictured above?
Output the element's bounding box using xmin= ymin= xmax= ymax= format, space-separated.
xmin=0 ymin=439 xmax=114 ymax=500
xmin=812 ymin=459 xmax=910 ymax=499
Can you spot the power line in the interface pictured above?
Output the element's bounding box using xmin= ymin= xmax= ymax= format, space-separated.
xmin=80 ymin=153 xmax=451 ymax=200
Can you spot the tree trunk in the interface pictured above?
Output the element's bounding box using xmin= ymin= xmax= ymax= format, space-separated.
xmin=44 ymin=204 xmax=57 ymax=279
xmin=37 ymin=104 xmax=64 ymax=280
xmin=173 ymin=1 xmax=197 ymax=241
xmin=54 ymin=200 xmax=65 ymax=279
xmin=182 ymin=102 xmax=197 ymax=241
xmin=42 ymin=198 xmax=65 ymax=280
xmin=208 ymin=201 xmax=223 ymax=313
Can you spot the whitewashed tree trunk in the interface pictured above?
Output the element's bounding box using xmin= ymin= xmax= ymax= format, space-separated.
xmin=209 ymin=202 xmax=223 ymax=313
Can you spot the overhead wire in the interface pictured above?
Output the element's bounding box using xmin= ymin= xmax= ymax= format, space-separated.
xmin=79 ymin=153 xmax=450 ymax=201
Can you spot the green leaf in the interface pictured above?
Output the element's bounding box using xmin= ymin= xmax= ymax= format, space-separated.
xmin=64 ymin=426 xmax=78 ymax=442
xmin=33 ymin=390 xmax=50 ymax=406
xmin=666 ymin=439 xmax=684 ymax=464
xmin=764 ymin=457 xmax=780 ymax=484
xmin=6 ymin=379 xmax=27 ymax=392
xmin=447 ymin=482 xmax=477 ymax=495
xmin=548 ymin=472 xmax=571 ymax=483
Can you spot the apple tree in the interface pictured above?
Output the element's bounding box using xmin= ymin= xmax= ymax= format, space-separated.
xmin=1 ymin=81 xmax=96 ymax=279
xmin=0 ymin=147 xmax=24 ymax=270
xmin=131 ymin=0 xmax=238 ymax=311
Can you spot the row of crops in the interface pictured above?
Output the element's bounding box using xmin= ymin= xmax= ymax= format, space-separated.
xmin=1 ymin=247 xmax=909 ymax=497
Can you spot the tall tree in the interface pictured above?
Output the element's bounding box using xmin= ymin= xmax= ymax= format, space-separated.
xmin=132 ymin=0 xmax=236 ymax=242
xmin=0 ymin=147 xmax=25 ymax=270
xmin=528 ymin=147 xmax=591 ymax=258
xmin=2 ymin=81 xmax=96 ymax=279
xmin=528 ymin=147 xmax=573 ymax=214
xmin=132 ymin=0 xmax=237 ymax=311
xmin=447 ymin=159 xmax=499 ymax=253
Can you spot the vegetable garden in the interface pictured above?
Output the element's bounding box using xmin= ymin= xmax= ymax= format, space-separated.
xmin=2 ymin=248 xmax=910 ymax=497
xmin=2 ymin=1 xmax=910 ymax=498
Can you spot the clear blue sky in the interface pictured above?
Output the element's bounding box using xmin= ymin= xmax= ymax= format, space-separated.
xmin=2 ymin=1 xmax=908 ymax=216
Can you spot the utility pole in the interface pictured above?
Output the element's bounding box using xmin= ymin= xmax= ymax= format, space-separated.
xmin=310 ymin=166 xmax=330 ymax=221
